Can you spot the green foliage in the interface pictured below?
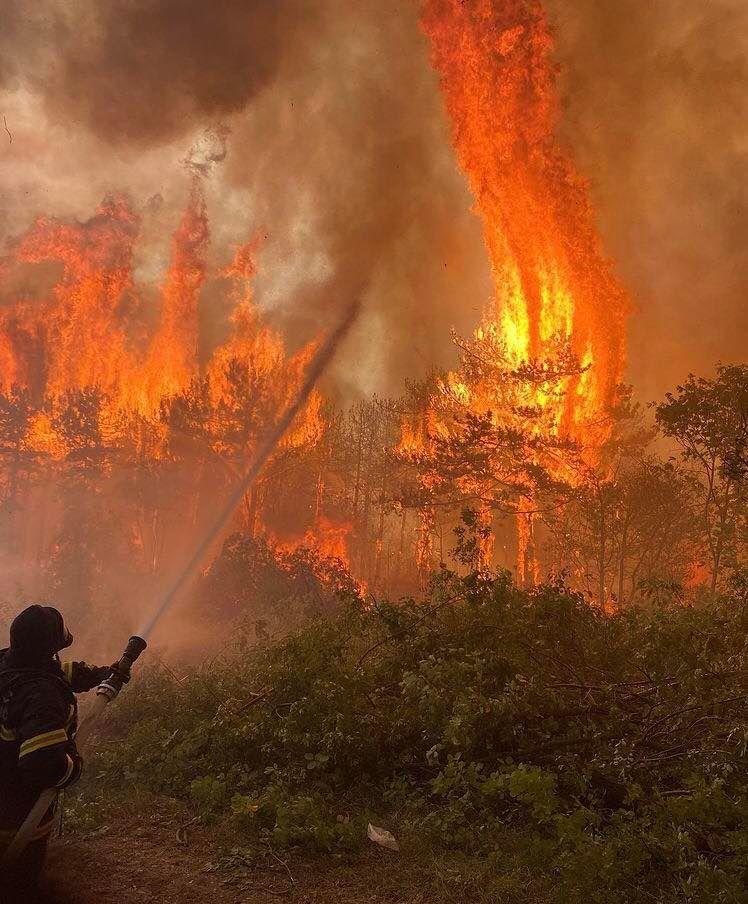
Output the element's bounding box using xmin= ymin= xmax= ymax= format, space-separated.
xmin=191 ymin=533 xmax=356 ymax=634
xmin=656 ymin=364 xmax=748 ymax=589
xmin=655 ymin=365 xmax=748 ymax=469
xmin=91 ymin=572 xmax=748 ymax=902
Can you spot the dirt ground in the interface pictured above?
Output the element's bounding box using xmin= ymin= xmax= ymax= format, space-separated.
xmin=35 ymin=801 xmax=460 ymax=904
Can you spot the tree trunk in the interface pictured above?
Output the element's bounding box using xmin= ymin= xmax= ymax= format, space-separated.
xmin=710 ymin=480 xmax=733 ymax=592
xmin=617 ymin=519 xmax=628 ymax=608
xmin=598 ymin=498 xmax=607 ymax=608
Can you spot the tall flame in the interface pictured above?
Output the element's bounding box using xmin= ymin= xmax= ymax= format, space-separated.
xmin=398 ymin=0 xmax=632 ymax=580
xmin=13 ymin=195 xmax=138 ymax=405
xmin=422 ymin=0 xmax=628 ymax=442
xmin=140 ymin=185 xmax=209 ymax=413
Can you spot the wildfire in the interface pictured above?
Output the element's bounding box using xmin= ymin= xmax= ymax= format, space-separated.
xmin=422 ymin=0 xmax=628 ymax=438
xmin=422 ymin=0 xmax=628 ymax=442
xmin=0 ymin=180 xmax=323 ymax=497
xmin=0 ymin=0 xmax=636 ymax=603
xmin=274 ymin=515 xmax=356 ymax=570
xmin=264 ymin=511 xmax=369 ymax=598
xmin=139 ymin=185 xmax=209 ymax=414
xmin=400 ymin=0 xmax=631 ymax=579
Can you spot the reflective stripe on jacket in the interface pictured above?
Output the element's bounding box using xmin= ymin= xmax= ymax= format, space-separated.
xmin=0 ymin=650 xmax=106 ymax=834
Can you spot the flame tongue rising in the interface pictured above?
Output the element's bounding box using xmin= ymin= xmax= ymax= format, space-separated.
xmin=12 ymin=195 xmax=139 ymax=405
xmin=140 ymin=185 xmax=209 ymax=413
xmin=422 ymin=0 xmax=629 ymax=444
xmin=1 ymin=185 xmax=323 ymax=463
xmin=396 ymin=0 xmax=633 ymax=581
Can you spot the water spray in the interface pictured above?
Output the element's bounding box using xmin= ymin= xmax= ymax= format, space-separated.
xmin=137 ymin=297 xmax=360 ymax=640
xmin=3 ymin=298 xmax=361 ymax=868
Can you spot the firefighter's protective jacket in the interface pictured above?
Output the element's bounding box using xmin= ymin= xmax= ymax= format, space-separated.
xmin=0 ymin=609 xmax=111 ymax=851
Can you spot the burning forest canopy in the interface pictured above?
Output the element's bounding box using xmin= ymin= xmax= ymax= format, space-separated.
xmin=0 ymin=0 xmax=746 ymax=656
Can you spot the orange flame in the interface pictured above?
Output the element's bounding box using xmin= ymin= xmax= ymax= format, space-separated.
xmin=402 ymin=0 xmax=631 ymax=580
xmin=422 ymin=0 xmax=628 ymax=442
xmin=271 ymin=515 xmax=365 ymax=594
xmin=139 ymin=184 xmax=209 ymax=414
xmin=14 ymin=195 xmax=138 ymax=405
xmin=275 ymin=515 xmax=353 ymax=565
xmin=0 ymin=183 xmax=323 ymax=494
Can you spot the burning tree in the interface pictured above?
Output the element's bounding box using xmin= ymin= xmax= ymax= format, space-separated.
xmin=398 ymin=330 xmax=584 ymax=582
xmin=421 ymin=0 xmax=628 ymax=440
xmin=0 ymin=183 xmax=340 ymax=638
xmin=393 ymin=0 xmax=632 ymax=585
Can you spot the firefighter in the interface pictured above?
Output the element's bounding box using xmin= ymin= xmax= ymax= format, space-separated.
xmin=0 ymin=605 xmax=124 ymax=898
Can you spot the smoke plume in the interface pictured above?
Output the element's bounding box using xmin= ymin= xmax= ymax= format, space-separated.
xmin=0 ymin=0 xmax=302 ymax=146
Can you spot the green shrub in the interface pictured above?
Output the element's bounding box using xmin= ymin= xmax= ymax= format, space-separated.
xmin=90 ymin=570 xmax=748 ymax=902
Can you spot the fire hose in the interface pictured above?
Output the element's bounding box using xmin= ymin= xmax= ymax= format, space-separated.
xmin=2 ymin=298 xmax=360 ymax=869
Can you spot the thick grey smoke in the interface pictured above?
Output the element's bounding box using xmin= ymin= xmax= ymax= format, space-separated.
xmin=547 ymin=0 xmax=748 ymax=401
xmin=217 ymin=0 xmax=491 ymax=394
xmin=0 ymin=0 xmax=301 ymax=146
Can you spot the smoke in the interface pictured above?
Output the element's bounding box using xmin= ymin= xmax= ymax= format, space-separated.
xmin=0 ymin=0 xmax=302 ymax=147
xmin=546 ymin=0 xmax=748 ymax=401
xmin=216 ymin=0 xmax=494 ymax=395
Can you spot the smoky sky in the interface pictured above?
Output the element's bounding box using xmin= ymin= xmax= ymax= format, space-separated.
xmin=546 ymin=0 xmax=748 ymax=402
xmin=0 ymin=0 xmax=302 ymax=146
xmin=0 ymin=0 xmax=744 ymax=401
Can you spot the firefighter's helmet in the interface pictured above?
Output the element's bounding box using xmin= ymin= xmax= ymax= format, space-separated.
xmin=9 ymin=606 xmax=73 ymax=659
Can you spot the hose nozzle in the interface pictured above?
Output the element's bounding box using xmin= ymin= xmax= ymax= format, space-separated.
xmin=97 ymin=635 xmax=147 ymax=702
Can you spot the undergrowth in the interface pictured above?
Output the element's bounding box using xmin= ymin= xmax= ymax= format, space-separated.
xmin=84 ymin=571 xmax=748 ymax=903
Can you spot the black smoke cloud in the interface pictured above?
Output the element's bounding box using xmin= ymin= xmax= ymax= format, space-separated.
xmin=1 ymin=0 xmax=302 ymax=147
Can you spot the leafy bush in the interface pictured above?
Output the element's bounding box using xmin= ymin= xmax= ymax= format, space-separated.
xmin=91 ymin=570 xmax=748 ymax=902
xmin=188 ymin=533 xmax=356 ymax=640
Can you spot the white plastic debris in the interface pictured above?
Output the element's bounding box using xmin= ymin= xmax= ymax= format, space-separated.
xmin=367 ymin=823 xmax=400 ymax=852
